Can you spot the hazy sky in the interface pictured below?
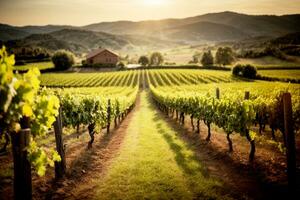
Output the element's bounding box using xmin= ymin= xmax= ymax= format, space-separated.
xmin=0 ymin=0 xmax=300 ymax=26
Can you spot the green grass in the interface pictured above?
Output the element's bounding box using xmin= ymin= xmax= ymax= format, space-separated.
xmin=258 ymin=69 xmax=300 ymax=79
xmin=162 ymin=45 xmax=300 ymax=67
xmin=235 ymin=56 xmax=300 ymax=69
xmin=93 ymin=92 xmax=232 ymax=200
xmin=14 ymin=61 xmax=54 ymax=71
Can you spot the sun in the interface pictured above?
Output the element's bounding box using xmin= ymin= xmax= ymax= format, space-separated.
xmin=143 ymin=0 xmax=167 ymax=5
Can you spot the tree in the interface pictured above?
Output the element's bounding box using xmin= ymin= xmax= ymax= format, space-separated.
xmin=192 ymin=52 xmax=201 ymax=63
xmin=138 ymin=55 xmax=149 ymax=66
xmin=52 ymin=50 xmax=75 ymax=70
xmin=150 ymin=52 xmax=164 ymax=66
xmin=232 ymin=64 xmax=257 ymax=79
xmin=215 ymin=47 xmax=234 ymax=66
xmin=232 ymin=64 xmax=243 ymax=76
xmin=201 ymin=50 xmax=214 ymax=67
xmin=242 ymin=64 xmax=257 ymax=79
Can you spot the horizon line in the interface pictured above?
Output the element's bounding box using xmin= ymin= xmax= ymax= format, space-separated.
xmin=1 ymin=10 xmax=299 ymax=27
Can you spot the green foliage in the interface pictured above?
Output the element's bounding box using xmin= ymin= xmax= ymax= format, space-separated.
xmin=138 ymin=55 xmax=149 ymax=66
xmin=149 ymin=80 xmax=300 ymax=158
xmin=243 ymin=64 xmax=257 ymax=79
xmin=117 ymin=61 xmax=125 ymax=69
xmin=258 ymin=70 xmax=300 ymax=81
xmin=150 ymin=52 xmax=164 ymax=66
xmin=40 ymin=70 xmax=140 ymax=87
xmin=151 ymin=86 xmax=256 ymax=139
xmin=51 ymin=50 xmax=75 ymax=70
xmin=232 ymin=64 xmax=257 ymax=79
xmin=232 ymin=64 xmax=243 ymax=76
xmin=192 ymin=52 xmax=201 ymax=64
xmin=201 ymin=50 xmax=214 ymax=67
xmin=55 ymin=86 xmax=138 ymax=130
xmin=0 ymin=46 xmax=60 ymax=176
xmin=14 ymin=61 xmax=54 ymax=71
xmin=238 ymin=46 xmax=289 ymax=60
xmin=215 ymin=47 xmax=234 ymax=66
xmin=12 ymin=47 xmax=51 ymax=62
xmin=27 ymin=141 xmax=61 ymax=176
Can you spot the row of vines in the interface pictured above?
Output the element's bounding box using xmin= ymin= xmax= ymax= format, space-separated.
xmin=148 ymin=70 xmax=300 ymax=163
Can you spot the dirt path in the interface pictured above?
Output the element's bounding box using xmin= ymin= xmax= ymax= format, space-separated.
xmin=45 ymin=94 xmax=142 ymax=200
xmin=48 ymin=90 xmax=286 ymax=200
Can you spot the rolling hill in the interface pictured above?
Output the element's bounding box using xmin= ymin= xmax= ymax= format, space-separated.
xmin=165 ymin=21 xmax=249 ymax=42
xmin=3 ymin=29 xmax=180 ymax=54
xmin=4 ymin=33 xmax=87 ymax=53
xmin=83 ymin=11 xmax=300 ymax=39
xmin=0 ymin=24 xmax=76 ymax=41
xmin=0 ymin=24 xmax=30 ymax=40
xmin=1 ymin=11 xmax=300 ymax=53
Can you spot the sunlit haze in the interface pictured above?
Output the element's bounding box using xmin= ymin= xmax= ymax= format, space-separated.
xmin=0 ymin=0 xmax=299 ymax=26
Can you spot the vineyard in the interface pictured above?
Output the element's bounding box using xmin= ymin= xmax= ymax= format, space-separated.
xmin=258 ymin=69 xmax=300 ymax=80
xmin=150 ymin=81 xmax=300 ymax=158
xmin=39 ymin=69 xmax=239 ymax=87
xmin=40 ymin=70 xmax=140 ymax=87
xmin=1 ymin=60 xmax=300 ymax=199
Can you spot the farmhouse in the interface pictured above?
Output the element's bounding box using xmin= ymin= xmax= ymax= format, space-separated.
xmin=86 ymin=48 xmax=119 ymax=66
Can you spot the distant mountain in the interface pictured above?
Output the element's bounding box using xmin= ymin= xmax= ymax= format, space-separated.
xmin=183 ymin=12 xmax=300 ymax=36
xmin=1 ymin=11 xmax=300 ymax=52
xmin=83 ymin=19 xmax=184 ymax=35
xmin=4 ymin=29 xmax=179 ymax=54
xmin=0 ymin=23 xmax=78 ymax=41
xmin=0 ymin=24 xmax=30 ymax=40
xmin=165 ymin=21 xmax=249 ymax=42
xmin=82 ymin=11 xmax=300 ymax=39
xmin=50 ymin=29 xmax=129 ymax=50
xmin=5 ymin=33 xmax=87 ymax=53
xmin=18 ymin=24 xmax=77 ymax=34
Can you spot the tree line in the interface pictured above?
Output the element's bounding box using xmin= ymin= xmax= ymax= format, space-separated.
xmin=138 ymin=47 xmax=236 ymax=67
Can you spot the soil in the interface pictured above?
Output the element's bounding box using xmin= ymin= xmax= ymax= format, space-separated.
xmin=159 ymin=111 xmax=299 ymax=199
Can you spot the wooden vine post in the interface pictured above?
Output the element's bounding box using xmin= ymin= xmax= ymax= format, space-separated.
xmin=107 ymin=99 xmax=111 ymax=134
xmin=282 ymin=93 xmax=296 ymax=190
xmin=53 ymin=106 xmax=66 ymax=179
xmin=216 ymin=88 xmax=220 ymax=99
xmin=11 ymin=117 xmax=32 ymax=200
xmin=244 ymin=91 xmax=250 ymax=100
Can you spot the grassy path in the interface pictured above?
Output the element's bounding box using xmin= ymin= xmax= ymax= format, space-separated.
xmin=92 ymin=91 xmax=233 ymax=200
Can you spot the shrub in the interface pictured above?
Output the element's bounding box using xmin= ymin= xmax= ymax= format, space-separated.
xmin=138 ymin=56 xmax=149 ymax=66
xmin=52 ymin=50 xmax=75 ymax=70
xmin=117 ymin=62 xmax=126 ymax=69
xmin=232 ymin=64 xmax=243 ymax=76
xmin=243 ymin=64 xmax=257 ymax=79
xmin=232 ymin=64 xmax=257 ymax=79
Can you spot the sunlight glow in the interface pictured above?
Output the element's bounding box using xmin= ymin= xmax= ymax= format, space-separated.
xmin=143 ymin=0 xmax=167 ymax=5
